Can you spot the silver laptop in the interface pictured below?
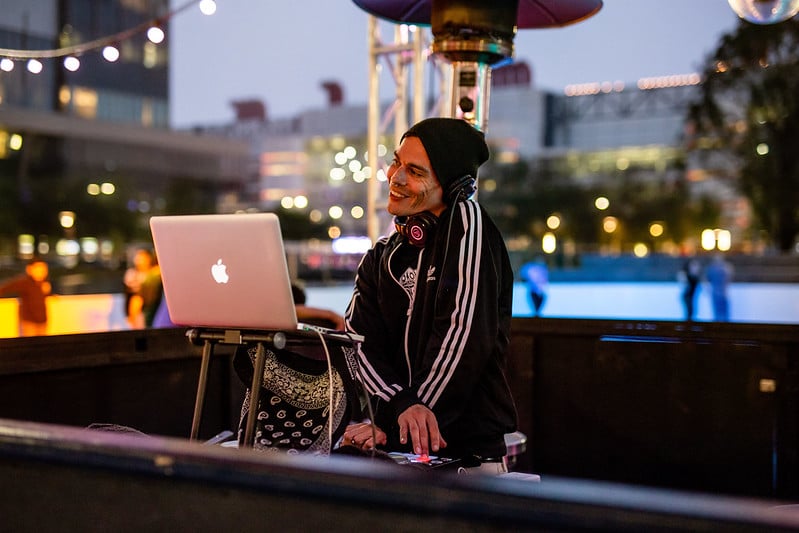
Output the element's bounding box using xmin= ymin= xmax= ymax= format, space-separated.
xmin=149 ymin=213 xmax=298 ymax=330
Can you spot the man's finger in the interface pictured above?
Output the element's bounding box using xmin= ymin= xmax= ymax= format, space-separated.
xmin=408 ymin=420 xmax=422 ymax=455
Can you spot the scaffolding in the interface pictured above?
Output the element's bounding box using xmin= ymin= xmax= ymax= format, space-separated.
xmin=365 ymin=17 xmax=437 ymax=242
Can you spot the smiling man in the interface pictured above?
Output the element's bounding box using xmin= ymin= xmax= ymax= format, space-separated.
xmin=344 ymin=118 xmax=518 ymax=473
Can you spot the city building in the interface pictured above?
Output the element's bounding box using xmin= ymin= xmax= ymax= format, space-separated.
xmin=0 ymin=0 xmax=252 ymax=264
xmin=1 ymin=5 xmax=747 ymax=268
xmin=193 ymin=57 xmax=745 ymax=258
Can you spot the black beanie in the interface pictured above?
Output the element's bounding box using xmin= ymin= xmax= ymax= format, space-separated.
xmin=401 ymin=118 xmax=489 ymax=194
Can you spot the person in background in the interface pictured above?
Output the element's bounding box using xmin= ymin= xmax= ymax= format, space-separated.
xmin=521 ymin=258 xmax=549 ymax=317
xmin=705 ymin=254 xmax=733 ymax=322
xmin=0 ymin=256 xmax=52 ymax=336
xmin=292 ymin=281 xmax=346 ymax=330
xmin=678 ymin=256 xmax=702 ymax=321
xmin=344 ymin=117 xmax=518 ymax=474
xmin=127 ymin=251 xmax=162 ymax=329
xmin=124 ymin=248 xmax=155 ymax=328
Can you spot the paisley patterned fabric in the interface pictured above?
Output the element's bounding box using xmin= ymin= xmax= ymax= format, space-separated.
xmin=234 ymin=343 xmax=360 ymax=455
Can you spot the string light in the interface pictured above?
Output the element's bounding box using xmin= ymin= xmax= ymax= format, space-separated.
xmin=199 ymin=0 xmax=217 ymax=16
xmin=26 ymin=59 xmax=43 ymax=74
xmin=0 ymin=0 xmax=212 ymax=61
xmin=63 ymin=56 xmax=80 ymax=72
xmin=146 ymin=25 xmax=166 ymax=44
xmin=102 ymin=45 xmax=120 ymax=62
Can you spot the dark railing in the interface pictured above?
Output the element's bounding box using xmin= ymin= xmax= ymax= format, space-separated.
xmin=2 ymin=417 xmax=799 ymax=532
xmin=1 ymin=318 xmax=798 ymax=502
xmin=506 ymin=317 xmax=799 ymax=500
xmin=0 ymin=328 xmax=243 ymax=440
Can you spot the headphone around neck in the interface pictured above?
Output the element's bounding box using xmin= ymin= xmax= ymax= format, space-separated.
xmin=394 ymin=174 xmax=475 ymax=248
xmin=445 ymin=174 xmax=476 ymax=205
xmin=394 ymin=212 xmax=437 ymax=248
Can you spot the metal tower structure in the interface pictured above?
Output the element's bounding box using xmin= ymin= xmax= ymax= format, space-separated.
xmin=365 ymin=18 xmax=435 ymax=242
xmin=357 ymin=0 xmax=603 ymax=242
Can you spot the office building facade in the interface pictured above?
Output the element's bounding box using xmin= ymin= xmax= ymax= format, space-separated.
xmin=0 ymin=0 xmax=251 ymax=261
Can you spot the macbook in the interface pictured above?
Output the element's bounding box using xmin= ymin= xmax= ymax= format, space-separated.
xmin=149 ymin=213 xmax=298 ymax=330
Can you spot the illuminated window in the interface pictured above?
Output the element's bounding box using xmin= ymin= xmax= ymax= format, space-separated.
xmin=73 ymin=87 xmax=98 ymax=119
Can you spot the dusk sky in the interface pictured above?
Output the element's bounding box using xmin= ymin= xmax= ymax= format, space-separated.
xmin=168 ymin=0 xmax=743 ymax=128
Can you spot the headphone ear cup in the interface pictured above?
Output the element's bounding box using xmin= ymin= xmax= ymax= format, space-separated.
xmin=395 ymin=212 xmax=438 ymax=247
xmin=445 ymin=175 xmax=476 ymax=204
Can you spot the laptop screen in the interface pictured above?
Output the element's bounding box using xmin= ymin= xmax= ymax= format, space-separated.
xmin=149 ymin=213 xmax=298 ymax=331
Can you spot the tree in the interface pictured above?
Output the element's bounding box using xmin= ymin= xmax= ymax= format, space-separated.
xmin=688 ymin=19 xmax=799 ymax=251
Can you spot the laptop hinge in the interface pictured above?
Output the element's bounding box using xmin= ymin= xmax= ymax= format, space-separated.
xmin=223 ymin=329 xmax=243 ymax=344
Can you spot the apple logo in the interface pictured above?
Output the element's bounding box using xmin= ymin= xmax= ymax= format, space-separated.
xmin=211 ymin=259 xmax=229 ymax=284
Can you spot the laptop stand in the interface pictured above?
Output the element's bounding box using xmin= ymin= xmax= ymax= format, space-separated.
xmin=185 ymin=327 xmax=363 ymax=448
xmin=186 ymin=328 xmax=289 ymax=446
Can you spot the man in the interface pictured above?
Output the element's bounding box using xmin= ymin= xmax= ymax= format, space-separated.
xmin=344 ymin=118 xmax=517 ymax=470
xmin=0 ymin=256 xmax=52 ymax=336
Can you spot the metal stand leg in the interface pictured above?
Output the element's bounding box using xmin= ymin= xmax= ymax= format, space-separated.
xmin=243 ymin=342 xmax=267 ymax=448
xmin=189 ymin=339 xmax=214 ymax=440
xmin=184 ymin=328 xmax=287 ymax=446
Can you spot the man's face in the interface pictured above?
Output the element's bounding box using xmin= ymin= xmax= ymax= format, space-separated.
xmin=386 ymin=136 xmax=446 ymax=217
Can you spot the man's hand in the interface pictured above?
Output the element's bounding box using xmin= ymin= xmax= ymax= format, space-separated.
xmin=343 ymin=422 xmax=387 ymax=450
xmin=398 ymin=404 xmax=447 ymax=456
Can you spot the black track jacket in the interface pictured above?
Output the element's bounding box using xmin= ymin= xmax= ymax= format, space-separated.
xmin=345 ymin=200 xmax=517 ymax=459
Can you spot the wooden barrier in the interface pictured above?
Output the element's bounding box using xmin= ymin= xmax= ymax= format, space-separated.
xmin=0 ymin=328 xmax=244 ymax=441
xmin=2 ymin=418 xmax=799 ymax=532
xmin=507 ymin=317 xmax=799 ymax=500
xmin=0 ymin=319 xmax=798 ymax=500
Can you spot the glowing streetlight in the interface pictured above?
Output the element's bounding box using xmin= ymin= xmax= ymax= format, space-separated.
xmin=702 ymin=228 xmax=732 ymax=251
xmin=59 ymin=211 xmax=76 ymax=229
xmin=594 ymin=196 xmax=610 ymax=210
xmin=328 ymin=206 xmax=344 ymax=219
xmin=717 ymin=229 xmax=732 ymax=251
xmin=649 ymin=222 xmax=664 ymax=238
xmin=9 ymin=134 xmax=23 ymax=151
xmin=602 ymin=216 xmax=618 ymax=234
xmin=542 ymin=232 xmax=557 ymax=254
